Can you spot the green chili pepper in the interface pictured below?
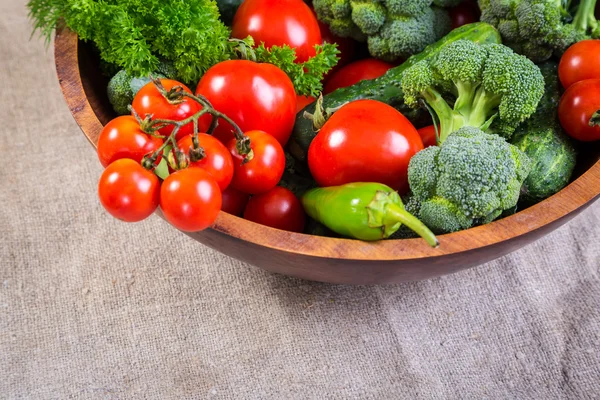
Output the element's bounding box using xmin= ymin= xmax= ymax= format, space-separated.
xmin=301 ymin=183 xmax=439 ymax=247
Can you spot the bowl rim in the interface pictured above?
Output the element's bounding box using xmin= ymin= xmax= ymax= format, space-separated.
xmin=54 ymin=27 xmax=600 ymax=262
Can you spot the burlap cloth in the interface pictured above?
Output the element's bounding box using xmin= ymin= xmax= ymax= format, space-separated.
xmin=2 ymin=1 xmax=599 ymax=398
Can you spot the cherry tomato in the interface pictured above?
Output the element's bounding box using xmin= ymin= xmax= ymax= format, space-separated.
xmin=558 ymin=79 xmax=600 ymax=142
xmin=227 ymin=130 xmax=286 ymax=195
xmin=559 ymin=40 xmax=600 ymax=90
xmin=132 ymin=79 xmax=208 ymax=141
xmin=232 ymin=0 xmax=322 ymax=63
xmin=324 ymin=59 xmax=394 ymax=94
xmin=176 ymin=134 xmax=234 ymax=191
xmin=221 ymin=187 xmax=251 ymax=216
xmin=98 ymin=159 xmax=160 ymax=222
xmin=417 ymin=125 xmax=438 ymax=148
xmin=160 ymin=168 xmax=222 ymax=232
xmin=449 ymin=1 xmax=480 ymax=30
xmin=296 ymin=95 xmax=316 ymax=113
xmin=244 ymin=187 xmax=306 ymax=233
xmin=196 ymin=60 xmax=297 ymax=146
xmin=308 ymin=100 xmax=424 ymax=194
xmin=97 ymin=116 xmax=163 ymax=168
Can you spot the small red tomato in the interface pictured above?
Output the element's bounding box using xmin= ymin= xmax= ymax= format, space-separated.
xmin=176 ymin=134 xmax=234 ymax=191
xmin=196 ymin=60 xmax=297 ymax=146
xmin=559 ymin=40 xmax=600 ymax=89
xmin=232 ymin=0 xmax=322 ymax=63
xmin=98 ymin=159 xmax=160 ymax=222
xmin=132 ymin=79 xmax=209 ymax=141
xmin=227 ymin=130 xmax=286 ymax=195
xmin=308 ymin=100 xmax=423 ymax=194
xmin=296 ymin=95 xmax=316 ymax=113
xmin=417 ymin=125 xmax=438 ymax=148
xmin=558 ymin=79 xmax=600 ymax=142
xmin=449 ymin=1 xmax=481 ymax=30
xmin=221 ymin=187 xmax=251 ymax=217
xmin=97 ymin=116 xmax=163 ymax=168
xmin=324 ymin=58 xmax=394 ymax=94
xmin=160 ymin=168 xmax=222 ymax=232
xmin=244 ymin=187 xmax=306 ymax=233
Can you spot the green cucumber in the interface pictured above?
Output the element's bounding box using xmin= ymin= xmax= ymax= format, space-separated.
xmin=289 ymin=22 xmax=502 ymax=163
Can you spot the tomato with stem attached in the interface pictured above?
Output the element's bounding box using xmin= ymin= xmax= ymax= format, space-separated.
xmin=176 ymin=134 xmax=234 ymax=191
xmin=97 ymin=116 xmax=163 ymax=168
xmin=227 ymin=130 xmax=286 ymax=195
xmin=559 ymin=40 xmax=600 ymax=89
xmin=160 ymin=168 xmax=222 ymax=232
xmin=308 ymin=100 xmax=424 ymax=194
xmin=324 ymin=59 xmax=394 ymax=94
xmin=558 ymin=79 xmax=600 ymax=142
xmin=98 ymin=159 xmax=160 ymax=222
xmin=244 ymin=187 xmax=306 ymax=233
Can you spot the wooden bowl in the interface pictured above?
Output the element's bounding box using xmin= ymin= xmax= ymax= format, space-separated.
xmin=54 ymin=28 xmax=600 ymax=285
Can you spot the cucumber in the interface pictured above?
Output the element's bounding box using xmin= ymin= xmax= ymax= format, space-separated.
xmin=289 ymin=22 xmax=503 ymax=163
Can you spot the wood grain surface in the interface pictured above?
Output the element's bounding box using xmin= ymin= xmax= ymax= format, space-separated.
xmin=54 ymin=27 xmax=600 ymax=284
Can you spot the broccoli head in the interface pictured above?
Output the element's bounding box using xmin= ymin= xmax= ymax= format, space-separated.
xmin=407 ymin=126 xmax=532 ymax=233
xmin=479 ymin=0 xmax=600 ymax=62
xmin=313 ymin=0 xmax=452 ymax=61
xmin=401 ymin=40 xmax=544 ymax=142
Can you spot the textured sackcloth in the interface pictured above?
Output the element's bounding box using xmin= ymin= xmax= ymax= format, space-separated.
xmin=1 ymin=1 xmax=600 ymax=399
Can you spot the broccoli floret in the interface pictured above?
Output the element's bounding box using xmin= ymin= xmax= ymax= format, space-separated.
xmin=314 ymin=0 xmax=453 ymax=61
xmin=407 ymin=126 xmax=532 ymax=233
xmin=479 ymin=0 xmax=600 ymax=62
xmin=401 ymin=40 xmax=544 ymax=142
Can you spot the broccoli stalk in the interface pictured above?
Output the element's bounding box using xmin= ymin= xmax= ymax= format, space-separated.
xmin=573 ymin=0 xmax=599 ymax=36
xmin=401 ymin=40 xmax=545 ymax=142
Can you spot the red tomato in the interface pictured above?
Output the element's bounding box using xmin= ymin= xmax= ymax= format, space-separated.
xmin=308 ymin=100 xmax=423 ymax=194
xmin=417 ymin=125 xmax=438 ymax=148
xmin=176 ymin=134 xmax=234 ymax=191
xmin=132 ymin=79 xmax=208 ymax=141
xmin=97 ymin=116 xmax=163 ymax=168
xmin=449 ymin=1 xmax=480 ymax=30
xmin=196 ymin=60 xmax=297 ymax=146
xmin=317 ymin=16 xmax=357 ymax=78
xmin=296 ymin=95 xmax=316 ymax=113
xmin=98 ymin=159 xmax=160 ymax=222
xmin=324 ymin=59 xmax=394 ymax=94
xmin=558 ymin=79 xmax=600 ymax=142
xmin=160 ymin=168 xmax=222 ymax=232
xmin=559 ymin=40 xmax=600 ymax=90
xmin=244 ymin=187 xmax=306 ymax=233
xmin=221 ymin=187 xmax=251 ymax=216
xmin=227 ymin=130 xmax=286 ymax=195
xmin=232 ymin=0 xmax=322 ymax=63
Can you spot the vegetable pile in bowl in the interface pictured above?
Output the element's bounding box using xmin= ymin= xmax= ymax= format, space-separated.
xmin=30 ymin=0 xmax=600 ymax=248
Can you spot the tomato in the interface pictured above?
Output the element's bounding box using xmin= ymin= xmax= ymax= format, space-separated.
xmin=232 ymin=0 xmax=322 ymax=63
xmin=196 ymin=60 xmax=297 ymax=146
xmin=97 ymin=116 xmax=163 ymax=168
xmin=559 ymin=40 xmax=600 ymax=90
xmin=317 ymin=16 xmax=357 ymax=79
xmin=176 ymin=134 xmax=234 ymax=191
xmin=98 ymin=159 xmax=160 ymax=222
xmin=308 ymin=100 xmax=423 ymax=194
xmin=417 ymin=125 xmax=438 ymax=148
xmin=558 ymin=79 xmax=600 ymax=142
xmin=132 ymin=79 xmax=208 ymax=141
xmin=324 ymin=59 xmax=394 ymax=94
xmin=160 ymin=168 xmax=222 ymax=232
xmin=221 ymin=187 xmax=251 ymax=216
xmin=244 ymin=187 xmax=306 ymax=233
xmin=449 ymin=1 xmax=481 ymax=30
xmin=297 ymin=95 xmax=316 ymax=113
xmin=227 ymin=130 xmax=286 ymax=194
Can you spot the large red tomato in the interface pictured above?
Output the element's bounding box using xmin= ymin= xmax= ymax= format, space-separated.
xmin=243 ymin=187 xmax=306 ymax=233
xmin=559 ymin=40 xmax=600 ymax=90
xmin=308 ymin=100 xmax=423 ymax=194
xmin=176 ymin=134 xmax=234 ymax=191
xmin=196 ymin=60 xmax=297 ymax=146
xmin=232 ymin=0 xmax=322 ymax=63
xmin=558 ymin=79 xmax=600 ymax=142
xmin=324 ymin=58 xmax=394 ymax=94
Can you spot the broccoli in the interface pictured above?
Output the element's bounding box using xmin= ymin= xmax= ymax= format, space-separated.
xmin=407 ymin=126 xmax=532 ymax=234
xmin=479 ymin=0 xmax=600 ymax=62
xmin=313 ymin=0 xmax=452 ymax=61
xmin=401 ymin=40 xmax=544 ymax=142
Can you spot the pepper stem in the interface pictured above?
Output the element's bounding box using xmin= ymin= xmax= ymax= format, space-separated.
xmin=384 ymin=204 xmax=440 ymax=248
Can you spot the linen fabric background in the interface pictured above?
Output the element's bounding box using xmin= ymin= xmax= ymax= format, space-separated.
xmin=1 ymin=1 xmax=599 ymax=398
